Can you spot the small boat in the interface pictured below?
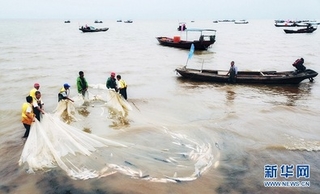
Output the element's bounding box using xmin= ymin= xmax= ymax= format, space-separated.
xmin=177 ymin=22 xmax=187 ymax=31
xmin=284 ymin=26 xmax=317 ymax=34
xmin=64 ymin=20 xmax=70 ymax=23
xmin=79 ymin=26 xmax=109 ymax=33
xmin=124 ymin=20 xmax=133 ymax=23
xmin=175 ymin=67 xmax=318 ymax=84
xmin=218 ymin=19 xmax=235 ymax=23
xmin=234 ymin=20 xmax=249 ymax=24
xmin=117 ymin=19 xmax=122 ymax=22
xmin=156 ymin=28 xmax=216 ymax=51
xmin=305 ymin=21 xmax=320 ymax=25
xmin=274 ymin=22 xmax=309 ymax=27
xmin=94 ymin=20 xmax=103 ymax=23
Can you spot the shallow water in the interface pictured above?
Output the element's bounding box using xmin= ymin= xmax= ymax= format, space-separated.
xmin=1 ymin=19 xmax=320 ymax=193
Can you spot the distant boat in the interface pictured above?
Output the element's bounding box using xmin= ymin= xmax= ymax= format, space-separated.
xmin=156 ymin=28 xmax=216 ymax=51
xmin=234 ymin=20 xmax=249 ymax=24
xmin=274 ymin=22 xmax=309 ymax=27
xmin=284 ymin=26 xmax=317 ymax=34
xmin=64 ymin=20 xmax=70 ymax=23
xmin=218 ymin=20 xmax=235 ymax=23
xmin=305 ymin=21 xmax=320 ymax=25
xmin=94 ymin=20 xmax=103 ymax=23
xmin=124 ymin=20 xmax=133 ymax=23
xmin=275 ymin=19 xmax=319 ymax=25
xmin=79 ymin=26 xmax=109 ymax=33
xmin=117 ymin=19 xmax=122 ymax=22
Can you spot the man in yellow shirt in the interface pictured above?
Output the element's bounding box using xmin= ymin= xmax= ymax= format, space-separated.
xmin=29 ymin=83 xmax=40 ymax=99
xmin=116 ymin=75 xmax=127 ymax=100
xmin=22 ymin=96 xmax=35 ymax=138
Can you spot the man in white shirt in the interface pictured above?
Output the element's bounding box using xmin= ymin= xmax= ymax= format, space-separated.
xmin=33 ymin=91 xmax=45 ymax=121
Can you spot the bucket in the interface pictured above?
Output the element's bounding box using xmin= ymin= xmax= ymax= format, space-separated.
xmin=173 ymin=36 xmax=180 ymax=43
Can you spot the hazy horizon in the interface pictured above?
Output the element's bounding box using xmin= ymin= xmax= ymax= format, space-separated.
xmin=1 ymin=0 xmax=320 ymax=20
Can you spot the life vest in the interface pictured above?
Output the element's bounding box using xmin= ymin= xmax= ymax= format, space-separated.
xmin=58 ymin=87 xmax=69 ymax=101
xmin=22 ymin=102 xmax=34 ymax=125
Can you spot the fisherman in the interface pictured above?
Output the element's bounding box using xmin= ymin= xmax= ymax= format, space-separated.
xmin=106 ymin=72 xmax=118 ymax=92
xmin=29 ymin=83 xmax=40 ymax=99
xmin=77 ymin=71 xmax=88 ymax=97
xmin=226 ymin=61 xmax=238 ymax=83
xmin=33 ymin=91 xmax=45 ymax=121
xmin=116 ymin=75 xmax=127 ymax=100
xmin=21 ymin=96 xmax=35 ymax=138
xmin=58 ymin=83 xmax=74 ymax=102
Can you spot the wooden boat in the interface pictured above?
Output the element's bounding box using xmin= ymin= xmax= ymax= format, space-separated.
xmin=124 ymin=20 xmax=133 ymax=23
xmin=79 ymin=26 xmax=109 ymax=33
xmin=284 ymin=27 xmax=317 ymax=34
xmin=156 ymin=29 xmax=216 ymax=50
xmin=64 ymin=20 xmax=70 ymax=23
xmin=94 ymin=20 xmax=103 ymax=23
xmin=175 ymin=67 xmax=318 ymax=84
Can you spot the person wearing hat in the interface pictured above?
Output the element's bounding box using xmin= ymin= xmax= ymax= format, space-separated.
xmin=58 ymin=83 xmax=74 ymax=102
xmin=106 ymin=72 xmax=118 ymax=92
xmin=29 ymin=83 xmax=40 ymax=99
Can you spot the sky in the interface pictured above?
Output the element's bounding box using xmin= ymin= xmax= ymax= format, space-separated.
xmin=0 ymin=0 xmax=319 ymax=20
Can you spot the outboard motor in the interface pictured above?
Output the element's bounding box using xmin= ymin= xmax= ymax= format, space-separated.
xmin=292 ymin=58 xmax=306 ymax=74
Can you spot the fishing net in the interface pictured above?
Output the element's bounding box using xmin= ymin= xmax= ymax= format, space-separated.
xmin=19 ymin=89 xmax=218 ymax=182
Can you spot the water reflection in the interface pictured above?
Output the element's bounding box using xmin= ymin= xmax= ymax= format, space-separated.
xmin=175 ymin=77 xmax=314 ymax=106
xmin=226 ymin=90 xmax=236 ymax=103
xmin=249 ymin=82 xmax=313 ymax=106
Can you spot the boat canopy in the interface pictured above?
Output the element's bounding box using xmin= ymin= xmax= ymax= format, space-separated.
xmin=185 ymin=28 xmax=216 ymax=32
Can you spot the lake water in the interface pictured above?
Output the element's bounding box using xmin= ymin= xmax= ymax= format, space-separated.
xmin=0 ymin=19 xmax=320 ymax=194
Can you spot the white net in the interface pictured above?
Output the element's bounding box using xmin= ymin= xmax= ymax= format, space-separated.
xmin=19 ymin=89 xmax=218 ymax=182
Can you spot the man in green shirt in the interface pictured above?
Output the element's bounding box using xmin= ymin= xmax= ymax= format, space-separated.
xmin=77 ymin=71 xmax=88 ymax=97
xmin=106 ymin=72 xmax=118 ymax=92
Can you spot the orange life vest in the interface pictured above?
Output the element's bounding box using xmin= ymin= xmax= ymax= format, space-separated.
xmin=21 ymin=102 xmax=34 ymax=125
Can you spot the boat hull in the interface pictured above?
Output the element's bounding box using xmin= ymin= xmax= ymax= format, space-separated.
xmin=79 ymin=28 xmax=109 ymax=33
xmin=175 ymin=67 xmax=318 ymax=84
xmin=284 ymin=28 xmax=317 ymax=34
